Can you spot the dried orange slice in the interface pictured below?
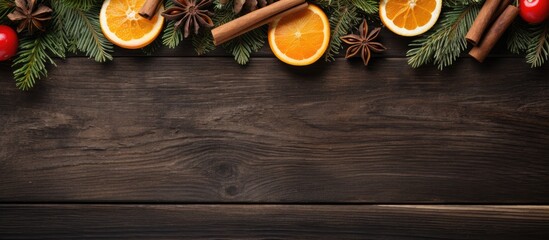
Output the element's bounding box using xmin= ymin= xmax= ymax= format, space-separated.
xmin=380 ymin=0 xmax=442 ymax=37
xmin=268 ymin=4 xmax=330 ymax=66
xmin=100 ymin=0 xmax=164 ymax=49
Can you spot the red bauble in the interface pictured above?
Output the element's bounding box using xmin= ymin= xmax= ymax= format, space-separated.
xmin=0 ymin=25 xmax=18 ymax=61
xmin=520 ymin=0 xmax=549 ymax=24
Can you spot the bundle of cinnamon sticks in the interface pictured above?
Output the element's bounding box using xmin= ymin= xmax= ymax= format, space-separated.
xmin=466 ymin=0 xmax=519 ymax=62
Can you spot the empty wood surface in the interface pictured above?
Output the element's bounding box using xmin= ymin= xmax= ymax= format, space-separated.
xmin=1 ymin=204 xmax=549 ymax=239
xmin=1 ymin=57 xmax=548 ymax=203
xmin=1 ymin=35 xmax=549 ymax=238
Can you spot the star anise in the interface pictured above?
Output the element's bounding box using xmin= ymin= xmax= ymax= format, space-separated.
xmin=340 ymin=19 xmax=386 ymax=66
xmin=7 ymin=0 xmax=53 ymax=34
xmin=162 ymin=0 xmax=214 ymax=38
xmin=220 ymin=0 xmax=275 ymax=14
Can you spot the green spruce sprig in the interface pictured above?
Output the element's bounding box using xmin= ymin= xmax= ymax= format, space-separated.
xmin=142 ymin=34 xmax=163 ymax=55
xmin=444 ymin=0 xmax=483 ymax=6
xmin=525 ymin=23 xmax=549 ymax=67
xmin=9 ymin=0 xmax=112 ymax=90
xmin=161 ymin=0 xmax=184 ymax=48
xmin=215 ymin=0 xmax=265 ymax=65
xmin=316 ymin=0 xmax=378 ymax=61
xmin=162 ymin=20 xmax=184 ymax=48
xmin=324 ymin=4 xmax=359 ymax=61
xmin=508 ymin=20 xmax=549 ymax=67
xmin=507 ymin=20 xmax=532 ymax=54
xmin=12 ymin=32 xmax=65 ymax=90
xmin=52 ymin=1 xmax=113 ymax=62
xmin=192 ymin=31 xmax=215 ymax=55
xmin=0 ymin=0 xmax=14 ymax=24
xmin=407 ymin=3 xmax=481 ymax=69
xmin=350 ymin=0 xmax=378 ymax=14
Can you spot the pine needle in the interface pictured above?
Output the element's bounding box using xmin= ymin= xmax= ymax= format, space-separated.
xmin=223 ymin=28 xmax=266 ymax=65
xmin=193 ymin=31 xmax=215 ymax=55
xmin=52 ymin=1 xmax=113 ymax=62
xmin=351 ymin=0 xmax=378 ymax=14
xmin=324 ymin=4 xmax=359 ymax=61
xmin=142 ymin=35 xmax=163 ymax=55
xmin=161 ymin=0 xmax=185 ymax=49
xmin=215 ymin=0 xmax=265 ymax=65
xmin=57 ymin=0 xmax=99 ymax=11
xmin=444 ymin=0 xmax=483 ymax=7
xmin=12 ymin=33 xmax=65 ymax=90
xmin=507 ymin=20 xmax=531 ymax=54
xmin=162 ymin=20 xmax=184 ymax=48
xmin=0 ymin=0 xmax=14 ymax=24
xmin=526 ymin=23 xmax=549 ymax=68
xmin=407 ymin=4 xmax=480 ymax=69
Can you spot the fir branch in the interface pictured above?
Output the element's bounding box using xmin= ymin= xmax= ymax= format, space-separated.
xmin=0 ymin=0 xmax=14 ymax=24
xmin=214 ymin=0 xmax=237 ymax=25
xmin=161 ymin=0 xmax=185 ymax=48
xmin=311 ymin=0 xmax=334 ymax=9
xmin=12 ymin=32 xmax=65 ymax=90
xmin=223 ymin=28 xmax=266 ymax=65
xmin=407 ymin=4 xmax=480 ymax=69
xmin=162 ymin=20 xmax=184 ymax=48
xmin=324 ymin=4 xmax=359 ymax=61
xmin=351 ymin=0 xmax=378 ymax=14
xmin=507 ymin=20 xmax=531 ymax=54
xmin=526 ymin=23 xmax=549 ymax=68
xmin=444 ymin=0 xmax=483 ymax=7
xmin=56 ymin=0 xmax=99 ymax=11
xmin=52 ymin=1 xmax=113 ymax=62
xmin=214 ymin=0 xmax=265 ymax=64
xmin=192 ymin=31 xmax=215 ymax=55
xmin=142 ymin=34 xmax=163 ymax=55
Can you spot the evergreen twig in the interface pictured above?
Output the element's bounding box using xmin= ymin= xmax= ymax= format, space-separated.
xmin=215 ymin=0 xmax=265 ymax=65
xmin=324 ymin=3 xmax=359 ymax=61
xmin=0 ymin=0 xmax=14 ymax=24
xmin=526 ymin=23 xmax=549 ymax=68
xmin=407 ymin=4 xmax=480 ymax=69
xmin=444 ymin=0 xmax=483 ymax=7
xmin=142 ymin=34 xmax=163 ymax=55
xmin=12 ymin=32 xmax=65 ymax=90
xmin=223 ymin=28 xmax=266 ymax=65
xmin=52 ymin=0 xmax=113 ymax=62
xmin=161 ymin=0 xmax=185 ymax=48
xmin=162 ymin=20 xmax=184 ymax=48
xmin=507 ymin=20 xmax=531 ymax=54
xmin=351 ymin=0 xmax=378 ymax=14
xmin=192 ymin=31 xmax=215 ymax=55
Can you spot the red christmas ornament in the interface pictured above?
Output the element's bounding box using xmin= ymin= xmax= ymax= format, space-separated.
xmin=0 ymin=25 xmax=18 ymax=61
xmin=520 ymin=0 xmax=549 ymax=24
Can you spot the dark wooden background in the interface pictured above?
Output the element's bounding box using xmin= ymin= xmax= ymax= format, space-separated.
xmin=1 ymin=29 xmax=549 ymax=239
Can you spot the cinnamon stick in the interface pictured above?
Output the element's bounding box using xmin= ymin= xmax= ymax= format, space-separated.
xmin=469 ymin=5 xmax=519 ymax=62
xmin=212 ymin=0 xmax=307 ymax=46
xmin=139 ymin=0 xmax=162 ymax=20
xmin=493 ymin=0 xmax=511 ymax=22
xmin=466 ymin=0 xmax=502 ymax=46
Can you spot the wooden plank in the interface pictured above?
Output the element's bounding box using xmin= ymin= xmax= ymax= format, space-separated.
xmin=1 ymin=57 xmax=548 ymax=202
xmin=1 ymin=204 xmax=548 ymax=239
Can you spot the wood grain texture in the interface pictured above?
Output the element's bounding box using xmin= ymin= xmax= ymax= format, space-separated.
xmin=1 ymin=57 xmax=548 ymax=203
xmin=1 ymin=204 xmax=548 ymax=239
